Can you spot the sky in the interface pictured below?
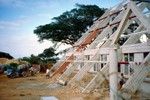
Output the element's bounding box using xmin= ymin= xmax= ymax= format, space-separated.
xmin=0 ymin=0 xmax=122 ymax=58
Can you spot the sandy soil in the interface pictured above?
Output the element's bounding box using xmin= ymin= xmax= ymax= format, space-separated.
xmin=0 ymin=73 xmax=109 ymax=100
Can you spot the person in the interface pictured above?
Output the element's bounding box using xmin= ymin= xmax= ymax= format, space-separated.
xmin=119 ymin=73 xmax=126 ymax=89
xmin=46 ymin=68 xmax=50 ymax=79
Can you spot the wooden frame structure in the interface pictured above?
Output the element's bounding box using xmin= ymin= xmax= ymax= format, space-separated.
xmin=51 ymin=0 xmax=150 ymax=99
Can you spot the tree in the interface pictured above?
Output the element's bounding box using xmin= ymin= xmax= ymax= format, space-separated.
xmin=21 ymin=54 xmax=41 ymax=64
xmin=34 ymin=4 xmax=105 ymax=45
xmin=38 ymin=47 xmax=58 ymax=63
xmin=21 ymin=47 xmax=58 ymax=64
xmin=0 ymin=51 xmax=13 ymax=59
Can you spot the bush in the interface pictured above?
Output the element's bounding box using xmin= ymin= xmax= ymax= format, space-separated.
xmin=9 ymin=63 xmax=18 ymax=71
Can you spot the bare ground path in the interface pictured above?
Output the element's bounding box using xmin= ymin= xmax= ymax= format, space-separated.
xmin=0 ymin=74 xmax=108 ymax=100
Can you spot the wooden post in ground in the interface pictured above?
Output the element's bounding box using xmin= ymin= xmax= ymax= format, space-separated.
xmin=109 ymin=45 xmax=118 ymax=100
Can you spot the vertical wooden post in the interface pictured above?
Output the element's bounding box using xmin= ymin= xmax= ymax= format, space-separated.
xmin=109 ymin=45 xmax=118 ymax=100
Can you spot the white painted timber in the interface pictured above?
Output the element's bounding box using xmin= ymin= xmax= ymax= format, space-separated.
xmin=121 ymin=53 xmax=150 ymax=99
xmin=83 ymin=48 xmax=110 ymax=55
xmin=52 ymin=1 xmax=150 ymax=98
xmin=82 ymin=63 xmax=109 ymax=93
xmin=123 ymin=29 xmax=147 ymax=45
xmin=58 ymin=62 xmax=79 ymax=81
xmin=83 ymin=49 xmax=98 ymax=55
xmin=70 ymin=52 xmax=100 ymax=81
xmin=130 ymin=1 xmax=150 ymax=31
xmin=121 ymin=43 xmax=150 ymax=53
xmin=109 ymin=47 xmax=118 ymax=100
xmin=112 ymin=6 xmax=131 ymax=44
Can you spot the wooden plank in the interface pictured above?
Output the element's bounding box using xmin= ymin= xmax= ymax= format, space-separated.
xmin=112 ymin=7 xmax=132 ymax=44
xmin=50 ymin=54 xmax=74 ymax=77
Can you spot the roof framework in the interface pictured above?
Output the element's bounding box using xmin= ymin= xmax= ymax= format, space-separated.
xmin=50 ymin=0 xmax=150 ymax=99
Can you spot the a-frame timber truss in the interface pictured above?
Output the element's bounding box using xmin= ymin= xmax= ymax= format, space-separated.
xmin=50 ymin=0 xmax=150 ymax=99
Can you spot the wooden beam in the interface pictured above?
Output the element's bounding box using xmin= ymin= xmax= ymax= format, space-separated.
xmin=130 ymin=1 xmax=150 ymax=31
xmin=112 ymin=7 xmax=132 ymax=44
xmin=132 ymin=0 xmax=150 ymax=3
xmin=121 ymin=43 xmax=150 ymax=53
xmin=50 ymin=55 xmax=74 ymax=77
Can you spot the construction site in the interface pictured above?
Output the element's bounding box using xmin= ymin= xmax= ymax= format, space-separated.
xmin=0 ymin=0 xmax=150 ymax=100
xmin=48 ymin=0 xmax=150 ymax=99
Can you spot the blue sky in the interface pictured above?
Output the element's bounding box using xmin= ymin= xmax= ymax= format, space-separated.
xmin=0 ymin=0 xmax=121 ymax=58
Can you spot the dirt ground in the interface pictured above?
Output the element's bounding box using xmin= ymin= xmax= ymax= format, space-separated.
xmin=0 ymin=73 xmax=109 ymax=100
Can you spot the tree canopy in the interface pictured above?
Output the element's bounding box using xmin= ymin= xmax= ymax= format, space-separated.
xmin=34 ymin=4 xmax=105 ymax=45
xmin=21 ymin=47 xmax=58 ymax=64
xmin=38 ymin=47 xmax=58 ymax=63
xmin=0 ymin=51 xmax=13 ymax=59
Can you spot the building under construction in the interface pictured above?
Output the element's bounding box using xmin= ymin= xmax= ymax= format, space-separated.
xmin=50 ymin=0 xmax=150 ymax=100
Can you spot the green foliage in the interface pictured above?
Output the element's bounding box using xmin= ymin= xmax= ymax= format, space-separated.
xmin=38 ymin=47 xmax=58 ymax=63
xmin=0 ymin=51 xmax=13 ymax=59
xmin=4 ymin=63 xmax=18 ymax=71
xmin=21 ymin=54 xmax=41 ymax=64
xmin=38 ymin=47 xmax=56 ymax=58
xmin=34 ymin=4 xmax=105 ymax=45
xmin=21 ymin=47 xmax=58 ymax=64
xmin=10 ymin=63 xmax=18 ymax=68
